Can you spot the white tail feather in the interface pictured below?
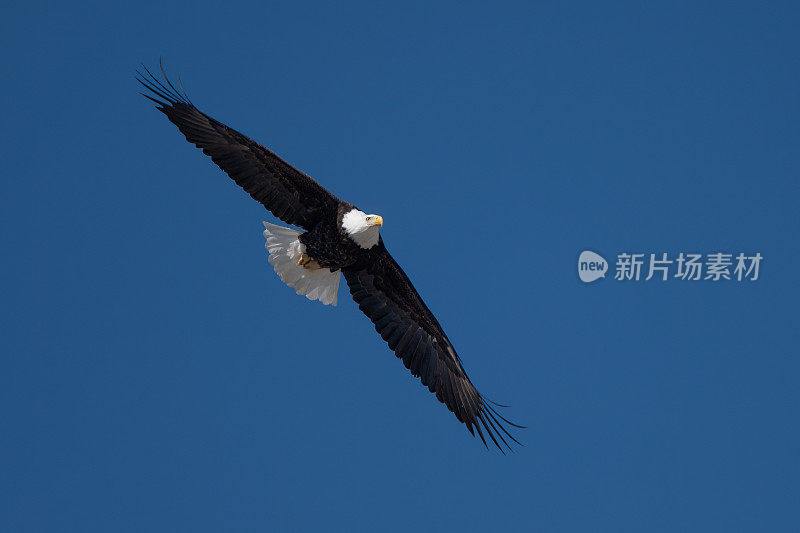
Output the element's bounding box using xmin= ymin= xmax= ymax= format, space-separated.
xmin=262 ymin=222 xmax=341 ymax=306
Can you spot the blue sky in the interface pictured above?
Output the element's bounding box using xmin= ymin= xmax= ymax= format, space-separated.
xmin=2 ymin=1 xmax=799 ymax=531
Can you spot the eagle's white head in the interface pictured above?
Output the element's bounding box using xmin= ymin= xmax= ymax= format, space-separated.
xmin=342 ymin=208 xmax=383 ymax=249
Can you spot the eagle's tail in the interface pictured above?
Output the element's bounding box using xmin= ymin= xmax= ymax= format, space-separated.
xmin=262 ymin=222 xmax=341 ymax=306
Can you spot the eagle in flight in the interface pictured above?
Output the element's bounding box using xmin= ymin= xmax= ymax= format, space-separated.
xmin=138 ymin=62 xmax=521 ymax=452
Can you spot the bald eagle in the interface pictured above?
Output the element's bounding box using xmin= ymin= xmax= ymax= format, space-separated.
xmin=137 ymin=63 xmax=521 ymax=451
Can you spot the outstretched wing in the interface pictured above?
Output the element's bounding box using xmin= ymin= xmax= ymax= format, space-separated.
xmin=344 ymin=243 xmax=522 ymax=452
xmin=137 ymin=63 xmax=339 ymax=230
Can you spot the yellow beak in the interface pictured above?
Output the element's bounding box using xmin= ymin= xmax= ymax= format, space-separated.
xmin=369 ymin=215 xmax=384 ymax=227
